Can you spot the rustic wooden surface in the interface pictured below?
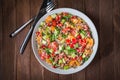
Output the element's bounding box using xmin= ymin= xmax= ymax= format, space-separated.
xmin=0 ymin=0 xmax=120 ymax=80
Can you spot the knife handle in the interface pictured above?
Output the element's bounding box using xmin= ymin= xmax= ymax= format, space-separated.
xmin=10 ymin=17 xmax=35 ymax=38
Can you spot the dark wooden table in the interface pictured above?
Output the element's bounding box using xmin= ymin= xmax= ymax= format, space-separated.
xmin=0 ymin=0 xmax=120 ymax=80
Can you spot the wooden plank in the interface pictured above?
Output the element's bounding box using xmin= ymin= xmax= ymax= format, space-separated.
xmin=0 ymin=0 xmax=2 ymax=79
xmin=30 ymin=0 xmax=44 ymax=80
xmin=15 ymin=0 xmax=31 ymax=80
xmin=99 ymin=0 xmax=114 ymax=80
xmin=113 ymin=0 xmax=120 ymax=80
xmin=1 ymin=0 xmax=16 ymax=80
xmin=85 ymin=0 xmax=100 ymax=80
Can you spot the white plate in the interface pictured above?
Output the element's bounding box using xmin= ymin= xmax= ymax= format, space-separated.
xmin=32 ymin=8 xmax=98 ymax=74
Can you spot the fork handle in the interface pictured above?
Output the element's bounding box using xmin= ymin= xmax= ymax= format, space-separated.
xmin=20 ymin=25 xmax=34 ymax=54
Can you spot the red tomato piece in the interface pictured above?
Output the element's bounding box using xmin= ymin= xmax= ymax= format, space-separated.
xmin=79 ymin=39 xmax=86 ymax=46
xmin=52 ymin=20 xmax=57 ymax=26
xmin=41 ymin=45 xmax=46 ymax=49
xmin=76 ymin=48 xmax=81 ymax=53
xmin=62 ymin=12 xmax=68 ymax=16
xmin=77 ymin=35 xmax=81 ymax=39
xmin=66 ymin=39 xmax=71 ymax=44
xmin=52 ymin=65 xmax=57 ymax=68
xmin=36 ymin=32 xmax=40 ymax=36
xmin=69 ymin=43 xmax=74 ymax=48
xmin=71 ymin=16 xmax=77 ymax=19
xmin=72 ymin=38 xmax=77 ymax=44
xmin=65 ymin=27 xmax=71 ymax=32
xmin=40 ymin=52 xmax=46 ymax=60
xmin=47 ymin=22 xmax=52 ymax=26
xmin=79 ymin=56 xmax=83 ymax=61
xmin=56 ymin=15 xmax=61 ymax=21
xmin=81 ymin=45 xmax=86 ymax=52
xmin=82 ymin=38 xmax=86 ymax=43
xmin=71 ymin=30 xmax=76 ymax=35
xmin=83 ymin=25 xmax=88 ymax=31
xmin=46 ymin=54 xmax=50 ymax=59
xmin=49 ymin=42 xmax=58 ymax=51
xmin=57 ymin=23 xmax=63 ymax=27
xmin=72 ymin=56 xmax=78 ymax=60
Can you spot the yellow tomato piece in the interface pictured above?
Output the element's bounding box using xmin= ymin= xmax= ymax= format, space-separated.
xmin=77 ymin=18 xmax=82 ymax=23
xmin=86 ymin=38 xmax=94 ymax=48
xmin=38 ymin=49 xmax=42 ymax=54
xmin=58 ymin=35 xmax=62 ymax=40
xmin=51 ymin=26 xmax=55 ymax=32
xmin=69 ymin=60 xmax=75 ymax=66
xmin=45 ymin=15 xmax=52 ymax=23
xmin=84 ymin=49 xmax=93 ymax=55
xmin=71 ymin=18 xmax=79 ymax=24
xmin=67 ymin=34 xmax=74 ymax=40
xmin=36 ymin=36 xmax=41 ymax=45
xmin=75 ymin=60 xmax=80 ymax=66
xmin=46 ymin=59 xmax=52 ymax=64
xmin=69 ymin=60 xmax=80 ymax=66
xmin=76 ymin=26 xmax=82 ymax=31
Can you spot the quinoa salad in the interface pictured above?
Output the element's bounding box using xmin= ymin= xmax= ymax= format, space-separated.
xmin=35 ymin=12 xmax=94 ymax=70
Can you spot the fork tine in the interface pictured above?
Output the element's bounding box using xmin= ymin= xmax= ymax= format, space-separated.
xmin=46 ymin=2 xmax=55 ymax=12
xmin=46 ymin=2 xmax=54 ymax=10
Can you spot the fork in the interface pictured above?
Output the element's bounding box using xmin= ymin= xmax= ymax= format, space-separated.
xmin=9 ymin=0 xmax=53 ymax=38
xmin=20 ymin=1 xmax=55 ymax=54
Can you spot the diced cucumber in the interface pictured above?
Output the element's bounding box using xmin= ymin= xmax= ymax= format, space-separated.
xmin=82 ymin=54 xmax=86 ymax=58
xmin=80 ymin=30 xmax=86 ymax=38
xmin=74 ymin=43 xmax=79 ymax=48
xmin=64 ymin=65 xmax=69 ymax=70
xmin=45 ymin=48 xmax=53 ymax=54
xmin=54 ymin=27 xmax=60 ymax=36
xmin=50 ymin=34 xmax=55 ymax=42
xmin=68 ymin=48 xmax=76 ymax=54
xmin=42 ymin=39 xmax=47 ymax=45
xmin=62 ymin=58 xmax=65 ymax=63
xmin=55 ymin=50 xmax=60 ymax=54
xmin=49 ymin=57 xmax=53 ymax=62
xmin=66 ymin=46 xmax=71 ymax=50
xmin=80 ymin=33 xmax=85 ymax=38
xmin=71 ymin=53 xmax=76 ymax=58
xmin=51 ymin=14 xmax=56 ymax=18
xmin=64 ymin=50 xmax=68 ymax=54
xmin=40 ymin=21 xmax=45 ymax=26
xmin=61 ymin=19 xmax=66 ymax=24
xmin=58 ymin=59 xmax=63 ymax=64
xmin=60 ymin=39 xmax=65 ymax=44
xmin=59 ymin=45 xmax=64 ymax=51
xmin=84 ymin=57 xmax=89 ymax=61
xmin=62 ymin=34 xmax=67 ymax=38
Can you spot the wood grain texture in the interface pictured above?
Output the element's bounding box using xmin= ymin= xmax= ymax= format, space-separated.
xmin=30 ymin=0 xmax=44 ymax=80
xmin=113 ymin=0 xmax=120 ymax=80
xmin=0 ymin=0 xmax=2 ymax=79
xmin=100 ymin=0 xmax=114 ymax=80
xmin=85 ymin=0 xmax=100 ymax=80
xmin=15 ymin=0 xmax=30 ymax=80
xmin=1 ymin=0 xmax=16 ymax=80
xmin=0 ymin=0 xmax=120 ymax=80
